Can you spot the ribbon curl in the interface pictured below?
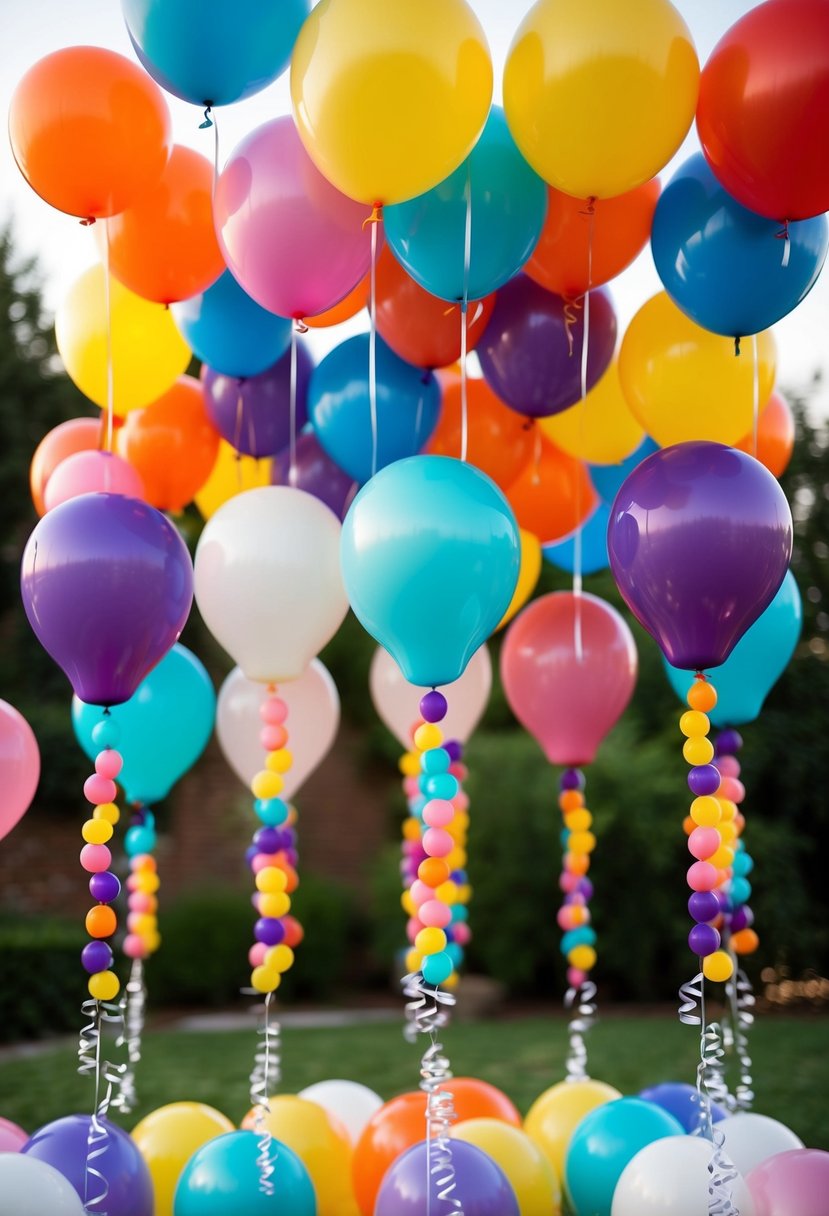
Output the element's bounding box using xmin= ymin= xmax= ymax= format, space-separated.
xmin=249 ymin=992 xmax=280 ymax=1196
xmin=114 ymin=958 xmax=146 ymax=1115
xmin=564 ymin=980 xmax=597 ymax=1083
xmin=78 ymin=998 xmax=129 ymax=1214
xmin=725 ymin=967 xmax=755 ymax=1112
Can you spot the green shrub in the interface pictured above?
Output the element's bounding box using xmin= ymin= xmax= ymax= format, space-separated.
xmin=0 ymin=916 xmax=88 ymax=1042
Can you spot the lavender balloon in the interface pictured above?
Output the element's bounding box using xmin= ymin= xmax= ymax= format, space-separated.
xmin=20 ymin=493 xmax=193 ymax=706
xmin=202 ymin=340 xmax=313 ymax=458
xmin=375 ymin=1140 xmax=519 ymax=1216
xmin=23 ymin=1115 xmax=153 ymax=1216
xmin=608 ymin=442 xmax=792 ymax=670
xmin=271 ymin=431 xmax=357 ymax=519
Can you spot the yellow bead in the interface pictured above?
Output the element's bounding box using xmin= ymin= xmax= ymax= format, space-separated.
xmin=680 ymin=709 xmax=710 ymax=738
xmin=708 ymin=846 xmax=735 ymax=870
xmin=259 ymin=892 xmax=290 ymax=919
xmin=399 ymin=752 xmax=421 ymax=777
xmin=401 ymin=890 xmax=416 ymax=916
xmin=564 ymin=810 xmax=593 ymax=832
xmin=435 ymin=881 xmax=458 ymax=905
xmin=405 ymin=949 xmax=423 ymax=973
xmin=683 ymin=737 xmax=715 ymax=766
xmin=131 ymin=913 xmax=156 ymax=936
xmin=256 ymin=867 xmax=288 ymax=895
xmin=687 ymin=680 xmax=718 ymax=712
xmin=251 ymin=770 xmax=284 ymax=800
xmin=88 ymin=970 xmax=120 ymax=1001
xmin=568 ymin=945 xmax=597 ymax=971
xmin=442 ymin=972 xmax=460 ymax=991
xmin=415 ymin=927 xmax=447 ymax=956
xmin=82 ymin=818 xmax=113 ymax=844
xmin=719 ymin=799 xmax=737 ymax=823
xmin=568 ymin=831 xmax=596 ymax=855
xmin=414 ymin=723 xmax=443 ymax=752
xmin=690 ymin=796 xmax=722 ymax=827
xmin=402 ymin=818 xmax=422 ymax=842
xmin=93 ymin=803 xmax=120 ymax=824
xmin=146 ymin=931 xmax=162 ymax=954
xmin=446 ymin=849 xmax=465 ymax=871
xmin=135 ymin=872 xmax=160 ymax=894
xmin=266 ymin=748 xmax=293 ymax=774
xmin=456 ymin=884 xmax=472 ymax=905
xmin=134 ymin=856 xmax=157 ymax=872
xmin=251 ymin=966 xmax=281 ymax=994
xmin=265 ymin=944 xmax=295 ymax=974
xmin=719 ymin=821 xmax=737 ymax=845
xmin=702 ymin=950 xmax=734 ymax=983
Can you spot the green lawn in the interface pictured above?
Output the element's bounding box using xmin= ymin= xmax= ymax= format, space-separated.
xmin=0 ymin=1013 xmax=827 ymax=1147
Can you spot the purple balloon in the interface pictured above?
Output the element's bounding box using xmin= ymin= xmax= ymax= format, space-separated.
xmin=23 ymin=1115 xmax=153 ymax=1216
xmin=607 ymin=442 xmax=792 ymax=670
xmin=639 ymin=1082 xmax=727 ymax=1134
xmin=271 ymin=431 xmax=357 ymax=519
xmin=477 ymin=275 xmax=616 ymax=418
xmin=20 ymin=494 xmax=193 ymax=706
xmin=375 ymin=1140 xmax=519 ymax=1216
xmin=202 ymin=340 xmax=313 ymax=458
xmin=747 ymin=1148 xmax=829 ymax=1216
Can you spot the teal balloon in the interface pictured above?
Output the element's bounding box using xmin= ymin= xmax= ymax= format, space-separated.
xmin=384 ymin=107 xmax=548 ymax=302
xmin=73 ymin=644 xmax=215 ymax=805
xmin=341 ymin=455 xmax=520 ymax=686
xmin=588 ymin=437 xmax=659 ymax=506
xmin=543 ymin=503 xmax=610 ymax=575
xmin=172 ymin=270 xmax=292 ymax=378
xmin=663 ymin=570 xmax=802 ymax=726
xmin=174 ymin=1130 xmax=316 ymax=1216
xmin=565 ymin=1097 xmax=683 ymax=1216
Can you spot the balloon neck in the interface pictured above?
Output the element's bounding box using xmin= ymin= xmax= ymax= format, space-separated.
xmin=362 ymin=202 xmax=383 ymax=229
xmin=734 ymin=336 xmax=741 ymax=357
xmin=199 ymin=103 xmax=214 ymax=130
xmin=79 ymin=216 xmax=96 ymax=227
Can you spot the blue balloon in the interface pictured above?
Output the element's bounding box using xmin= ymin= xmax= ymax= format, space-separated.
xmin=652 ymin=152 xmax=828 ymax=338
xmin=588 ymin=437 xmax=659 ymax=506
xmin=384 ymin=107 xmax=547 ymax=302
xmin=309 ymin=334 xmax=440 ymax=485
xmin=639 ymin=1081 xmax=727 ymax=1134
xmin=663 ymin=570 xmax=802 ymax=726
xmin=172 ymin=271 xmax=292 ymax=379
xmin=174 ymin=1130 xmax=316 ymax=1216
xmin=122 ymin=0 xmax=310 ymax=107
xmin=73 ymin=644 xmax=215 ymax=805
xmin=341 ymin=455 xmax=520 ymax=686
xmin=565 ymin=1097 xmax=683 ymax=1216
xmin=543 ymin=503 xmax=611 ymax=575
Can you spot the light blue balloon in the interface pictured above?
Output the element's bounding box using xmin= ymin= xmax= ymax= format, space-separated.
xmin=588 ymin=437 xmax=659 ymax=506
xmin=384 ymin=107 xmax=548 ymax=302
xmin=565 ymin=1097 xmax=683 ymax=1216
xmin=172 ymin=271 xmax=292 ymax=379
xmin=543 ymin=503 xmax=610 ymax=575
xmin=309 ymin=335 xmax=440 ymax=485
xmin=341 ymin=455 xmax=520 ymax=686
xmin=73 ymin=644 xmax=215 ymax=805
xmin=663 ymin=570 xmax=802 ymax=726
xmin=174 ymin=1130 xmax=316 ymax=1216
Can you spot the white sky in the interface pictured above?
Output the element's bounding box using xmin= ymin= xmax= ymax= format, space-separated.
xmin=2 ymin=0 xmax=827 ymax=416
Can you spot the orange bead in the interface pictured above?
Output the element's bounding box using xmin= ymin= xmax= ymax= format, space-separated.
xmin=732 ymin=928 xmax=759 ymax=955
xmin=402 ymin=818 xmax=422 ymax=842
xmin=564 ymin=852 xmax=590 ymax=876
xmin=282 ymin=866 xmax=299 ymax=895
xmin=559 ymin=790 xmax=585 ymax=812
xmin=687 ymin=679 xmax=718 ymax=712
xmin=683 ymin=815 xmax=696 ymax=836
xmin=418 ymin=858 xmax=449 ymax=888
xmin=86 ymin=905 xmax=117 ymax=938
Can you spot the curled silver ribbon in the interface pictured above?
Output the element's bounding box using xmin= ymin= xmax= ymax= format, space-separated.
xmin=725 ymin=967 xmax=756 ymax=1112
xmin=78 ymin=998 xmax=128 ymax=1214
xmin=114 ymin=959 xmax=146 ymax=1115
xmin=564 ymin=980 xmax=597 ymax=1083
xmin=249 ymin=993 xmax=280 ymax=1197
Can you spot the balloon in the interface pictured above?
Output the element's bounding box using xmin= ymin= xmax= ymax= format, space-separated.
xmin=664 ymin=571 xmax=802 ymax=728
xmin=478 ymin=276 xmax=616 ymax=418
xmin=0 ymin=700 xmax=40 ymax=843
xmin=23 ymin=1115 xmax=153 ymax=1216
xmin=375 ymin=1139 xmax=519 ymax=1216
xmin=638 ymin=1082 xmax=726 ymax=1134
xmin=652 ymin=153 xmax=828 ymax=338
xmin=217 ymin=660 xmax=339 ymax=799
xmin=21 ymin=493 xmax=193 ymax=706
xmin=451 ymin=1119 xmax=561 ymax=1216
xmin=428 ymin=375 xmax=535 ymax=491
xmin=525 ymin=1079 xmax=622 ymax=1185
xmin=370 ymin=644 xmax=491 ymax=748
xmin=272 ymin=432 xmax=357 ymax=520
xmin=526 ymin=180 xmax=660 ymax=298
xmin=8 ymin=47 xmax=170 ymax=221
xmin=736 ymin=391 xmax=796 ymax=479
xmin=0 ymin=1154 xmax=86 ymax=1216
xmin=131 ymin=1103 xmax=234 ymax=1216
xmin=589 ymin=437 xmax=659 ymax=506
xmin=305 ymin=273 xmax=370 ymax=329
xmin=116 ymin=377 xmax=220 ymax=511
xmin=122 ymin=0 xmax=309 ymax=107
xmin=502 ymin=592 xmax=637 ymax=766
xmin=172 ymin=272 xmax=292 ymax=380
xmin=452 ymin=1078 xmax=522 ymax=1127
xmin=30 ymin=418 xmax=105 ymax=516
xmin=747 ymin=1148 xmax=829 ymax=1216
xmin=384 ymin=107 xmax=547 ymax=301
xmin=43 ymin=450 xmax=144 ymax=512
xmin=202 ymin=343 xmax=312 ymax=460
xmin=298 ymin=1080 xmax=383 ymax=1146
xmin=194 ymin=486 xmax=348 ymax=683
xmin=0 ymin=1116 xmax=29 ymax=1152
xmin=194 ymin=441 xmax=272 ymax=520
xmin=697 ymin=0 xmax=829 ymax=221
xmin=618 ymin=293 xmax=776 ymax=446
xmin=214 ymin=117 xmax=375 ymax=321
xmin=541 ymin=362 xmax=644 ymax=465
xmin=73 ymin=644 xmax=215 ymax=805
xmin=718 ymin=1113 xmax=805 ymax=1179
xmin=56 ymin=266 xmax=191 ymax=416
xmin=173 ymin=1129 xmax=315 ymax=1216
xmin=504 ymin=0 xmax=699 ymax=199
xmin=497 ymin=530 xmax=542 ymax=631
xmin=308 ymin=335 xmax=440 ymax=485
xmin=341 ymin=455 xmax=519 ymax=686
xmin=611 ymin=1136 xmax=754 ymax=1216
xmin=608 ymin=442 xmax=793 ymax=671
xmin=290 ymin=0 xmax=492 ymax=206
xmin=506 ymin=436 xmax=597 ymax=544
xmin=543 ymin=503 xmax=610 ymax=576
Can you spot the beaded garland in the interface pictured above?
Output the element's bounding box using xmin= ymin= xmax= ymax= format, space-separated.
xmin=123 ymin=805 xmax=161 ymax=962
xmin=557 ymin=767 xmax=598 ymax=989
xmin=79 ymin=712 xmax=123 ymax=1003
xmin=714 ymin=730 xmax=758 ymax=960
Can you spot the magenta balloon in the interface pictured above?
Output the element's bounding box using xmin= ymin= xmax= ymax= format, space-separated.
xmin=608 ymin=442 xmax=792 ymax=671
xmin=0 ymin=1117 xmax=28 ymax=1152
xmin=214 ymin=116 xmax=376 ymax=320
xmin=0 ymin=702 xmax=40 ymax=843
xmin=501 ymin=591 xmax=637 ymax=766
xmin=202 ymin=341 xmax=313 ymax=458
xmin=747 ymin=1149 xmax=829 ymax=1216
xmin=20 ymin=493 xmax=193 ymax=706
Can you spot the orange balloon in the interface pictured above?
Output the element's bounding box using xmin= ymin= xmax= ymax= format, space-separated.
xmin=30 ymin=417 xmax=103 ymax=516
xmin=353 ymin=1092 xmax=425 ymax=1216
xmin=9 ymin=47 xmax=171 ymax=221
xmin=735 ymin=390 xmax=795 ymax=478
xmin=507 ymin=436 xmax=597 ymax=543
xmin=103 ymin=145 xmax=225 ymax=305
xmin=429 ymin=375 xmax=535 ymax=490
xmin=304 ymin=273 xmax=370 ymax=328
xmin=117 ymin=377 xmax=220 ymax=512
xmin=451 ymin=1078 xmax=522 ymax=1127
xmin=525 ymin=180 xmax=660 ymax=299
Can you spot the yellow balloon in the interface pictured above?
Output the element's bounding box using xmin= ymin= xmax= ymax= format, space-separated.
xmin=55 ymin=265 xmax=191 ymax=415
xmin=504 ymin=0 xmax=699 ymax=199
xmin=131 ymin=1102 xmax=235 ymax=1216
xmin=540 ymin=361 xmax=644 ymax=465
xmin=452 ymin=1119 xmax=562 ymax=1216
xmin=524 ymin=1078 xmax=621 ymax=1183
xmin=290 ymin=0 xmax=492 ymax=205
xmin=194 ymin=440 xmax=272 ymax=520
xmin=496 ymin=529 xmax=541 ymax=631
xmin=619 ymin=293 xmax=777 ymax=446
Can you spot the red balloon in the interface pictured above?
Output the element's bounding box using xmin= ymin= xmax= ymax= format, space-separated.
xmin=735 ymin=391 xmax=795 ymax=479
xmin=697 ymin=0 xmax=829 ymax=221
xmin=429 ymin=372 xmax=535 ymax=489
xmin=506 ymin=435 xmax=596 ymax=544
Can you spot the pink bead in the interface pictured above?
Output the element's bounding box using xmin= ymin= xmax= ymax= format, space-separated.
xmin=80 ymin=844 xmax=112 ymax=873
xmin=420 ymin=900 xmax=452 ymax=928
xmin=559 ymin=873 xmax=580 ymax=893
xmin=688 ymin=826 xmax=721 ymax=860
xmin=449 ymin=762 xmax=468 ymax=781
xmin=130 ymin=854 xmax=155 ymax=871
xmin=83 ymin=774 xmax=117 ymax=806
xmin=422 ymin=827 xmax=453 ymax=858
xmin=129 ymin=893 xmax=153 ymax=913
xmin=567 ymin=967 xmax=588 ymax=988
xmin=718 ymin=777 xmax=745 ymax=804
xmin=452 ymin=791 xmax=470 ymax=812
xmin=249 ymin=942 xmax=268 ymax=967
xmin=410 ymin=880 xmax=433 ymax=906
xmin=687 ymin=861 xmax=719 ymax=892
xmin=422 ymin=799 xmax=455 ymax=828
xmin=251 ymin=853 xmax=273 ymax=874
xmin=260 ymin=697 xmax=287 ymax=725
xmin=260 ymin=724 xmax=288 ymax=751
xmin=564 ymin=892 xmax=586 ymax=907
xmin=717 ymin=756 xmax=741 ymax=779
xmin=453 ymin=922 xmax=472 ymax=946
xmin=126 ymin=875 xmax=139 ymax=892
xmin=127 ymin=912 xmax=144 ymax=932
xmin=402 ymin=841 xmax=421 ymax=857
xmin=123 ymin=934 xmax=148 ymax=960
xmin=557 ymin=907 xmax=581 ymax=931
xmin=403 ymin=777 xmax=420 ymax=798
xmin=406 ymin=917 xmax=423 ymax=944
xmin=95 ymin=750 xmax=123 ymax=779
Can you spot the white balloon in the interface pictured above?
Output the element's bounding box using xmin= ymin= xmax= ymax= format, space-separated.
xmin=194 ymin=486 xmax=348 ymax=683
xmin=217 ymin=660 xmax=340 ymax=799
xmin=298 ymin=1079 xmax=384 ymax=1145
xmin=0 ymin=1153 xmax=87 ymax=1216
xmin=611 ymin=1135 xmax=755 ymax=1216
xmin=369 ymin=643 xmax=492 ymax=748
xmin=718 ymin=1112 xmax=804 ymax=1178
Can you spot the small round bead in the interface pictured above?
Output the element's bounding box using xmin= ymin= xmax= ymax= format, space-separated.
xmin=123 ymin=933 xmax=148 ymax=959
xmin=680 ymin=710 xmax=710 ymax=738
xmin=88 ymin=970 xmax=120 ymax=1001
xmin=259 ymin=892 xmax=291 ymax=919
xmin=125 ymin=826 xmax=156 ymax=856
xmin=688 ymin=891 xmax=720 ymax=923
xmin=421 ymin=773 xmax=459 ymax=801
xmin=251 ymin=966 xmax=281 ymax=994
xmin=84 ymin=774 xmax=117 ymax=806
xmin=402 ymin=818 xmax=422 ymax=842
xmin=89 ymin=871 xmax=121 ymax=903
xmin=405 ymin=948 xmax=423 ymax=973
xmin=419 ymin=900 xmax=452 ymax=929
xmin=421 ymin=748 xmax=451 ymax=776
xmin=708 ymin=845 xmax=735 ymax=870
xmin=567 ymin=967 xmax=588 ymax=988
xmin=260 ymin=697 xmax=288 ymax=725
xmin=730 ymin=876 xmax=752 ymax=906
xmin=86 ymin=905 xmax=117 ymax=938
xmin=127 ymin=911 xmax=155 ymax=935
xmin=92 ymin=717 xmax=120 ymax=748
xmin=422 ymin=799 xmax=455 ymax=828
xmin=683 ymin=737 xmax=715 ymax=767
xmin=687 ymin=861 xmax=719 ymax=892
xmin=443 ymin=740 xmax=463 ymax=763
xmin=260 ymin=724 xmax=288 ymax=751
xmin=731 ymin=928 xmax=759 ymax=955
xmin=414 ymin=723 xmax=443 ymax=752
xmin=255 ymin=798 xmax=289 ymax=826
xmin=82 ymin=940 xmax=113 ymax=974
xmin=730 ymin=905 xmax=754 ymax=933
xmin=135 ymin=872 xmax=160 ymax=894
xmin=415 ymin=926 xmax=447 ymax=956
xmin=423 ymin=827 xmax=453 ymax=858
xmin=82 ymin=818 xmax=113 ymax=845
xmin=80 ymin=843 xmax=112 ymax=873
xmin=560 ymin=768 xmax=585 ymax=791
xmin=256 ymin=867 xmax=288 ymax=894
xmin=715 ymin=728 xmax=743 ymax=756
xmin=266 ymin=748 xmax=293 ymax=774
xmin=93 ymin=803 xmax=120 ymax=824
xmin=732 ymin=852 xmax=754 ymax=878
xmin=128 ymin=892 xmax=155 ymax=913
xmin=564 ymin=852 xmax=590 ymax=877
xmin=687 ymin=680 xmax=717 ymax=712
xmin=95 ymin=750 xmax=123 ymax=780
xmin=418 ymin=858 xmax=450 ymax=888
xmin=564 ymin=810 xmax=593 ymax=832
xmin=688 ymin=826 xmax=721 ymax=861
xmin=399 ymin=751 xmax=421 ymax=777
xmin=453 ymin=922 xmax=472 ymax=946
xmin=420 ymin=690 xmax=448 ymax=723
xmin=282 ymin=917 xmax=304 ymax=948
xmin=568 ymin=831 xmax=596 ymax=855
xmin=422 ymin=951 xmax=453 ymax=985
xmin=716 ymin=755 xmax=741 ymax=779
xmin=690 ymin=796 xmax=722 ymax=827
xmin=265 ymin=944 xmax=295 ymax=973
xmin=251 ymin=770 xmax=284 ymax=800
xmin=254 ymin=917 xmax=285 ymax=946
xmin=253 ymin=827 xmax=282 ymax=854
xmin=249 ymin=942 xmax=268 ymax=967
xmin=568 ymin=944 xmax=597 ymax=971
xmin=559 ymin=790 xmax=585 ymax=812
xmin=719 ymin=821 xmax=738 ymax=845
xmin=410 ymin=880 xmax=433 ymax=907
xmin=702 ymin=950 xmax=734 ymax=983
xmin=688 ymin=765 xmax=722 ymax=796
xmin=689 ymin=923 xmax=721 ymax=956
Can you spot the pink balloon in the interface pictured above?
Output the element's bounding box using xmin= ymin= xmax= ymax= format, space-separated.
xmin=369 ymin=644 xmax=492 ymax=749
xmin=0 ymin=1117 xmax=28 ymax=1152
xmin=501 ymin=591 xmax=637 ymax=766
xmin=748 ymin=1149 xmax=829 ymax=1216
xmin=214 ymin=116 xmax=376 ymax=320
xmin=43 ymin=449 xmax=144 ymax=511
xmin=0 ymin=700 xmax=40 ymax=842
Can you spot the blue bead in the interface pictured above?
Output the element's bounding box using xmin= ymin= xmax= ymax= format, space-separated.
xmin=451 ymin=905 xmax=469 ymax=923
xmin=560 ymin=828 xmax=571 ymax=849
xmin=445 ymin=943 xmax=464 ymax=968
xmin=125 ymin=826 xmax=156 ymax=857
xmin=255 ymin=797 xmax=288 ymax=826
xmin=421 ymin=748 xmax=451 ymax=775
xmin=733 ymin=852 xmax=754 ymax=877
xmin=450 ymin=870 xmax=467 ymax=884
xmin=730 ymin=877 xmax=752 ymax=907
xmin=561 ymin=927 xmax=597 ymax=956
xmin=422 ymin=951 xmax=453 ymax=985
xmin=141 ymin=810 xmax=156 ymax=830
xmin=410 ymin=796 xmax=428 ymax=821
xmin=423 ymin=774 xmax=458 ymax=801
xmin=91 ymin=717 xmax=120 ymax=749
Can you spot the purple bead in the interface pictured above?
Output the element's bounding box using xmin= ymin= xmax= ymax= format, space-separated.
xmin=285 ymin=848 xmax=299 ymax=867
xmin=245 ymin=844 xmax=258 ymax=866
xmin=450 ymin=870 xmax=466 ymax=884
xmin=443 ymin=740 xmax=463 ymax=763
xmin=730 ymin=905 xmax=754 ymax=932
xmin=688 ymin=891 xmax=720 ymax=923
xmin=81 ymin=941 xmax=113 ymax=974
xmin=689 ymin=923 xmax=721 ymax=956
xmin=254 ymin=917 xmax=285 ymax=946
xmin=89 ymin=871 xmax=121 ymax=903
xmin=688 ymin=764 xmax=721 ymax=796
xmin=716 ymin=889 xmax=733 ymax=913
xmin=420 ymin=689 xmax=448 ymax=723
xmin=253 ymin=827 xmax=281 ymax=854
xmin=577 ymin=878 xmax=594 ymax=900
xmin=560 ymin=768 xmax=585 ymax=791
xmin=715 ymin=729 xmax=743 ymax=757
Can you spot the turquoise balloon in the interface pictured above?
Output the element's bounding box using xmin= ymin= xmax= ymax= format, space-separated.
xmin=341 ymin=455 xmax=520 ymax=686
xmin=384 ymin=107 xmax=548 ymax=302
xmin=72 ymin=644 xmax=215 ymax=805
xmin=565 ymin=1097 xmax=684 ymax=1216
xmin=174 ymin=1130 xmax=316 ymax=1216
xmin=663 ymin=570 xmax=802 ymax=727
xmin=588 ymin=437 xmax=659 ymax=506
xmin=543 ymin=503 xmax=610 ymax=575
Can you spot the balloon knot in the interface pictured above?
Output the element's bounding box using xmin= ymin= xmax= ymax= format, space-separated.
xmin=695 ymin=671 xmax=708 ymax=682
xmin=521 ymin=416 xmax=535 ymax=432
xmin=199 ymin=104 xmax=214 ymax=130
xmin=579 ymin=196 xmax=597 ymax=217
xmin=294 ymin=319 xmax=309 ymax=334
xmin=734 ymin=336 xmax=741 ymax=357
xmin=563 ymin=297 xmax=583 ymax=357
xmin=79 ymin=216 xmax=96 ymax=227
xmin=775 ymin=220 xmax=791 ymax=267
xmin=362 ymin=202 xmax=383 ymax=230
